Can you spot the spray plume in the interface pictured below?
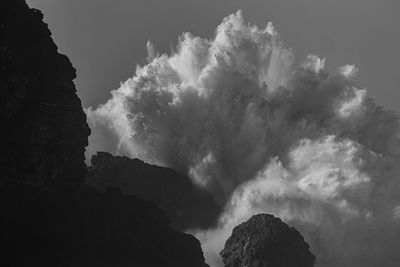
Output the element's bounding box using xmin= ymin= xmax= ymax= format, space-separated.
xmin=86 ymin=11 xmax=400 ymax=267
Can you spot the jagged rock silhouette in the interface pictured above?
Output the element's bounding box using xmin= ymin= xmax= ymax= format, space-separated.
xmin=0 ymin=1 xmax=208 ymax=266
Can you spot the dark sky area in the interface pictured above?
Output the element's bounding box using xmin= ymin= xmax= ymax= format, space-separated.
xmin=26 ymin=0 xmax=399 ymax=113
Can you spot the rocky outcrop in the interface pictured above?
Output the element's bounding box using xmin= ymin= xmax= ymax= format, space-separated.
xmin=0 ymin=0 xmax=90 ymax=185
xmin=0 ymin=1 xmax=209 ymax=266
xmin=1 ymin=185 xmax=208 ymax=267
xmin=220 ymin=214 xmax=315 ymax=267
xmin=87 ymin=152 xmax=221 ymax=230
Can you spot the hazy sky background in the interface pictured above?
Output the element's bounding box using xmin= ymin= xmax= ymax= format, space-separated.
xmin=26 ymin=0 xmax=399 ymax=113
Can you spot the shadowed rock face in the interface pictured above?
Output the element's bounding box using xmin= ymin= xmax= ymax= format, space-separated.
xmin=0 ymin=1 xmax=209 ymax=266
xmin=1 ymin=185 xmax=209 ymax=267
xmin=220 ymin=214 xmax=315 ymax=267
xmin=0 ymin=0 xmax=90 ymax=185
xmin=87 ymin=151 xmax=222 ymax=230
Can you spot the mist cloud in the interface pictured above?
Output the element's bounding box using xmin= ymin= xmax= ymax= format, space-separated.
xmin=87 ymin=11 xmax=400 ymax=266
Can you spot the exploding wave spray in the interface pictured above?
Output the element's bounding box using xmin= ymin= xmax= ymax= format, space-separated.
xmin=87 ymin=11 xmax=400 ymax=267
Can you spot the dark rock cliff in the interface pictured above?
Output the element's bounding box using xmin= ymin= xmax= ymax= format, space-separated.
xmin=0 ymin=1 xmax=208 ymax=266
xmin=87 ymin=151 xmax=222 ymax=230
xmin=0 ymin=0 xmax=90 ymax=185
xmin=220 ymin=214 xmax=315 ymax=267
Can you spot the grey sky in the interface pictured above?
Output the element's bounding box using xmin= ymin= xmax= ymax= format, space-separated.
xmin=26 ymin=0 xmax=399 ymax=113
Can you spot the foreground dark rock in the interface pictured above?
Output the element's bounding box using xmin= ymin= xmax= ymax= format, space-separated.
xmin=0 ymin=1 xmax=208 ymax=266
xmin=220 ymin=214 xmax=315 ymax=267
xmin=0 ymin=0 xmax=90 ymax=185
xmin=1 ymin=185 xmax=208 ymax=267
xmin=87 ymin=152 xmax=221 ymax=230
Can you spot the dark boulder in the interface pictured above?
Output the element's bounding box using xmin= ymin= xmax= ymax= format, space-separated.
xmin=220 ymin=214 xmax=315 ymax=267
